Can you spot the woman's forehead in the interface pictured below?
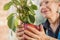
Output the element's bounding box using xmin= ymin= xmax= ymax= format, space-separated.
xmin=40 ymin=0 xmax=55 ymax=2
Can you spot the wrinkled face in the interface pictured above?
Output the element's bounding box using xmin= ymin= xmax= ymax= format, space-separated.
xmin=40 ymin=0 xmax=59 ymax=18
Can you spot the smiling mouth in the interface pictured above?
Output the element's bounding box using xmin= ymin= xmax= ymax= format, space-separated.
xmin=41 ymin=7 xmax=51 ymax=14
xmin=41 ymin=9 xmax=48 ymax=14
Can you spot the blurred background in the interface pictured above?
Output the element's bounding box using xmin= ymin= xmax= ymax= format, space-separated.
xmin=0 ymin=0 xmax=10 ymax=40
xmin=0 ymin=0 xmax=46 ymax=40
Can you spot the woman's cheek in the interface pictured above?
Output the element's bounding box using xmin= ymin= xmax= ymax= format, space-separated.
xmin=50 ymin=3 xmax=58 ymax=13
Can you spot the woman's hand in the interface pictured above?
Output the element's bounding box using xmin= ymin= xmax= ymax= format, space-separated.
xmin=16 ymin=24 xmax=57 ymax=40
xmin=24 ymin=25 xmax=48 ymax=40
xmin=16 ymin=24 xmax=24 ymax=40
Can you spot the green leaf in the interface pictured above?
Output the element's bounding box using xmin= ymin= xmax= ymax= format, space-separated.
xmin=28 ymin=15 xmax=35 ymax=24
xmin=24 ymin=6 xmax=29 ymax=11
xmin=14 ymin=18 xmax=19 ymax=27
xmin=28 ymin=6 xmax=35 ymax=15
xmin=7 ymin=13 xmax=14 ymax=20
xmin=30 ymin=4 xmax=37 ymax=10
xmin=20 ymin=0 xmax=27 ymax=6
xmin=28 ymin=11 xmax=35 ymax=16
xmin=7 ymin=13 xmax=18 ymax=32
xmin=12 ymin=0 xmax=20 ymax=5
xmin=4 ymin=1 xmax=13 ymax=10
xmin=30 ymin=0 xmax=33 ymax=4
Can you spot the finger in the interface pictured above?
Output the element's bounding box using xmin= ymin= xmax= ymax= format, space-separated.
xmin=17 ymin=25 xmax=24 ymax=28
xmin=24 ymin=34 xmax=38 ymax=40
xmin=24 ymin=34 xmax=42 ymax=40
xmin=24 ymin=30 xmax=39 ymax=39
xmin=16 ymin=28 xmax=24 ymax=32
xmin=27 ymin=26 xmax=40 ymax=35
xmin=39 ymin=24 xmax=44 ymax=32
xmin=16 ymin=31 xmax=24 ymax=37
xmin=24 ymin=34 xmax=33 ymax=40
xmin=17 ymin=37 xmax=23 ymax=40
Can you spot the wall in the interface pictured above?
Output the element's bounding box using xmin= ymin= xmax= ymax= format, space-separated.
xmin=0 ymin=0 xmax=10 ymax=40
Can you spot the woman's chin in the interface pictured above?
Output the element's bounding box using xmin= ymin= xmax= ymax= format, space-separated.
xmin=44 ymin=16 xmax=51 ymax=19
xmin=42 ymin=14 xmax=48 ymax=18
xmin=45 ymin=14 xmax=51 ymax=18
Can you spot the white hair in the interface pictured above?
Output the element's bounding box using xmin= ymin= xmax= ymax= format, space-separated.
xmin=55 ymin=0 xmax=60 ymax=2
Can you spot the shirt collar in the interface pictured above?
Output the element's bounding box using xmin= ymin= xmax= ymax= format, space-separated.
xmin=43 ymin=20 xmax=60 ymax=29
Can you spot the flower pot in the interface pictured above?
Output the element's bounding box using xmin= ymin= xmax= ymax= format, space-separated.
xmin=23 ymin=23 xmax=41 ymax=40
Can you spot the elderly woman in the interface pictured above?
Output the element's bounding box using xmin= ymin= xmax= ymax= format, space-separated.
xmin=16 ymin=0 xmax=60 ymax=40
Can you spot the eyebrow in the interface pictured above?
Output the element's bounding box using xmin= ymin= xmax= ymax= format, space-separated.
xmin=40 ymin=0 xmax=52 ymax=6
xmin=40 ymin=1 xmax=45 ymax=6
xmin=40 ymin=2 xmax=42 ymax=6
xmin=40 ymin=1 xmax=43 ymax=6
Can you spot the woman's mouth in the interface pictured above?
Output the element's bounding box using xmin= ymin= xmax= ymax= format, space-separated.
xmin=41 ymin=7 xmax=51 ymax=14
xmin=41 ymin=8 xmax=48 ymax=14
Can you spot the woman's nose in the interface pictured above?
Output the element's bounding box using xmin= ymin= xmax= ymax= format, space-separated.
xmin=40 ymin=3 xmax=49 ymax=9
xmin=40 ymin=4 xmax=46 ymax=9
xmin=40 ymin=4 xmax=46 ymax=8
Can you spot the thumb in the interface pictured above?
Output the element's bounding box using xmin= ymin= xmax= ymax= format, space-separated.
xmin=39 ymin=24 xmax=44 ymax=32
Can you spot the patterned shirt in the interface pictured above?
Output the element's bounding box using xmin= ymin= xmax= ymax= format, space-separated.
xmin=43 ymin=20 xmax=60 ymax=39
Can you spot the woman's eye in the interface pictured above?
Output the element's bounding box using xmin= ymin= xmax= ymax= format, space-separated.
xmin=40 ymin=2 xmax=42 ymax=6
xmin=45 ymin=1 xmax=49 ymax=4
xmin=40 ymin=4 xmax=42 ymax=6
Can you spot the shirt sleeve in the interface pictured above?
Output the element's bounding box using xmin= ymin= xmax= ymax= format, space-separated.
xmin=58 ymin=32 xmax=60 ymax=40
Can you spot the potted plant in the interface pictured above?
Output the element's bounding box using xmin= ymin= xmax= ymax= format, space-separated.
xmin=4 ymin=0 xmax=38 ymax=32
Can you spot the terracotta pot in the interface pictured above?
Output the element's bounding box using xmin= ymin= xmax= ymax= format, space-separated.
xmin=23 ymin=23 xmax=41 ymax=40
xmin=24 ymin=23 xmax=40 ymax=30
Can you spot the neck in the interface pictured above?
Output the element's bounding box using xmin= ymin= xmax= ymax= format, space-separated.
xmin=48 ymin=13 xmax=59 ymax=26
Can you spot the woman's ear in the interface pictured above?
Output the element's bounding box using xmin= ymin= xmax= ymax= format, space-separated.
xmin=57 ymin=2 xmax=60 ymax=14
xmin=58 ymin=2 xmax=60 ymax=7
